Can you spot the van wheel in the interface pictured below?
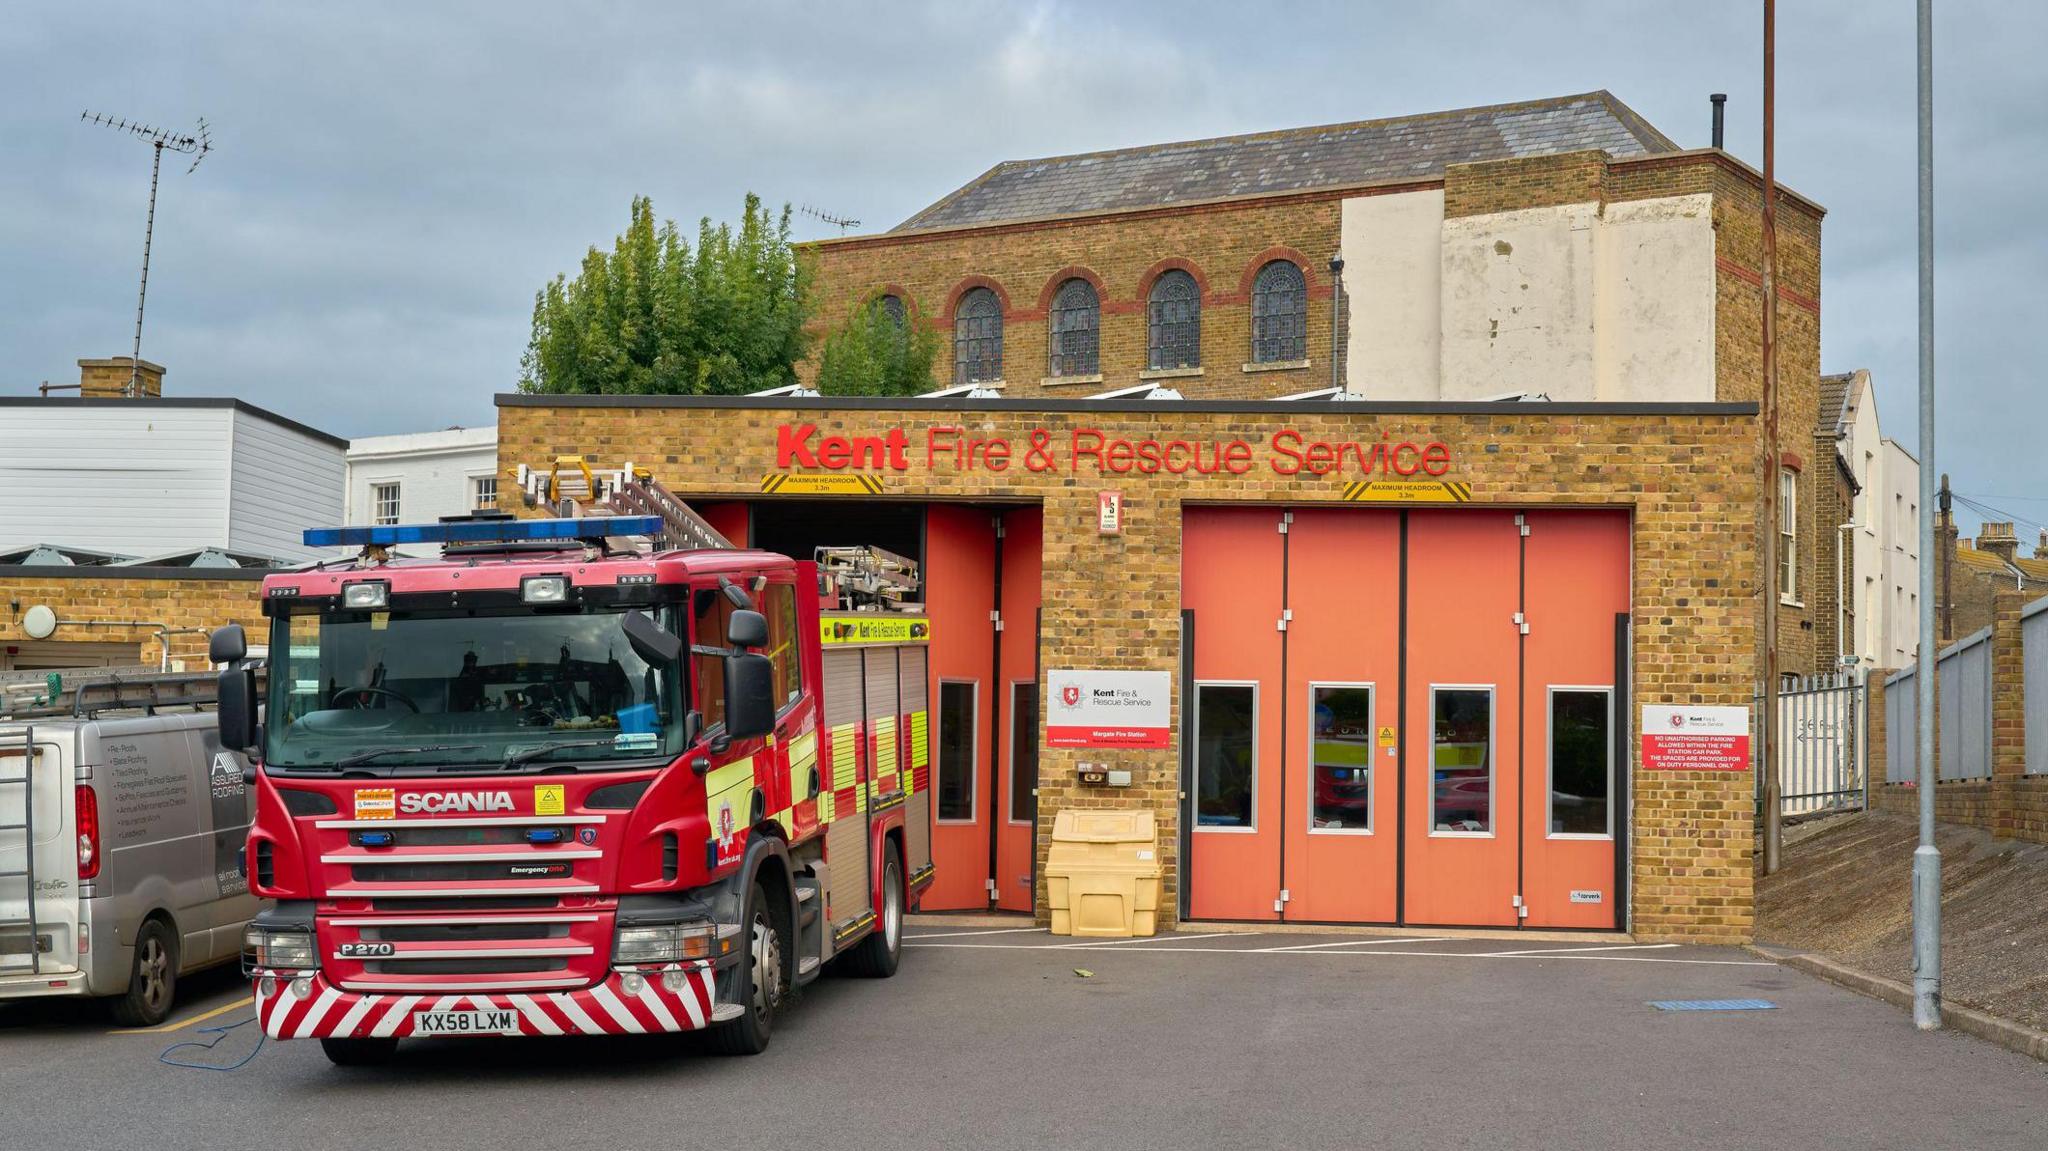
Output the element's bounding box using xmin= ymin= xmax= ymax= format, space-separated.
xmin=843 ymin=846 xmax=902 ymax=978
xmin=321 ymin=1038 xmax=400 ymax=1066
xmin=707 ymin=881 xmax=781 ymax=1056
xmin=109 ymin=919 xmax=177 ymax=1027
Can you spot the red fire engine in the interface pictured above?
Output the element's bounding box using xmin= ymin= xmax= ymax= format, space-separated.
xmin=214 ymin=496 xmax=934 ymax=1065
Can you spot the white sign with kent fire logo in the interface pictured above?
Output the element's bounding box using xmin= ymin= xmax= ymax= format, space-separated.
xmin=1046 ymin=669 xmax=1171 ymax=749
xmin=1640 ymin=704 xmax=1751 ymax=772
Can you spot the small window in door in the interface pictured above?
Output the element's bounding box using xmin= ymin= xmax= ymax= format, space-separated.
xmin=763 ymin=583 xmax=802 ymax=709
xmin=1195 ymin=683 xmax=1257 ymax=829
xmin=692 ymin=588 xmax=734 ymax=731
xmin=1548 ymin=688 xmax=1612 ymax=837
xmin=1430 ymin=687 xmax=1493 ymax=834
xmin=937 ymin=681 xmax=976 ymax=822
xmin=1309 ymin=685 xmax=1373 ymax=832
xmin=1010 ymin=681 xmax=1039 ymax=826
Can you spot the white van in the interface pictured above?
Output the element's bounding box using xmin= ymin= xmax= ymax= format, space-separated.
xmin=0 ymin=669 xmax=261 ymax=1025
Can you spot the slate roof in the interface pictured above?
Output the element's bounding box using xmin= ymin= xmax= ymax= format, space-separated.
xmin=1819 ymin=372 xmax=1855 ymax=435
xmin=896 ymin=91 xmax=1680 ymax=232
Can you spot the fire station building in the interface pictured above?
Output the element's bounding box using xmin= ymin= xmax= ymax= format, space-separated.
xmin=496 ymin=92 xmax=1824 ymax=944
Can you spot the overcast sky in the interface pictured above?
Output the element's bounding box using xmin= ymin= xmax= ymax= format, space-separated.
xmin=2 ymin=2 xmax=2040 ymax=536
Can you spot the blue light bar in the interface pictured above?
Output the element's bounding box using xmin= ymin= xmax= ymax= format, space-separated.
xmin=304 ymin=516 xmax=665 ymax=548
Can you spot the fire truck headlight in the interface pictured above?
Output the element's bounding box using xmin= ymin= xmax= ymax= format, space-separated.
xmin=522 ymin=575 xmax=570 ymax=605
xmin=613 ymin=921 xmax=714 ymax=965
xmin=341 ymin=581 xmax=389 ymax=610
xmin=244 ymin=926 xmax=318 ymax=972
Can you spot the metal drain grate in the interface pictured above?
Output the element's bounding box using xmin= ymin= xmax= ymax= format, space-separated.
xmin=1649 ymin=999 xmax=1778 ymax=1012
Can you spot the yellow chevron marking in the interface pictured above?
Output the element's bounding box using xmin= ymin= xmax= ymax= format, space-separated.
xmin=1341 ymin=479 xmax=1471 ymax=504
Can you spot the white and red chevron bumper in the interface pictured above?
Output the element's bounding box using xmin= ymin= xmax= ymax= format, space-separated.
xmin=253 ymin=964 xmax=719 ymax=1040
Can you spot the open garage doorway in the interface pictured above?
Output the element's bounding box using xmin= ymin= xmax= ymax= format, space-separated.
xmin=692 ymin=497 xmax=1043 ymax=914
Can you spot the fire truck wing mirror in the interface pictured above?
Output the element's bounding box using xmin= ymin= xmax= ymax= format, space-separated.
xmin=217 ymin=667 xmax=260 ymax=751
xmin=622 ymin=610 xmax=681 ymax=666
xmin=209 ymin=624 xmax=248 ymax=666
xmin=725 ymin=608 xmax=768 ymax=649
xmin=724 ymin=652 xmax=776 ymax=739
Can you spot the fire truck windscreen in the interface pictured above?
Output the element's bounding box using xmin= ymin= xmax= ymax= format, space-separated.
xmin=263 ymin=603 xmax=685 ymax=775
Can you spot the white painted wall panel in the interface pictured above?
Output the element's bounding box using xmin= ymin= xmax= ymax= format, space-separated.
xmin=0 ymin=406 xmax=233 ymax=555
xmin=1594 ymin=194 xmax=1715 ymax=402
xmin=1340 ymin=189 xmax=1443 ymax=399
xmin=1440 ymin=202 xmax=1600 ymax=401
xmin=227 ymin=410 xmax=346 ymax=560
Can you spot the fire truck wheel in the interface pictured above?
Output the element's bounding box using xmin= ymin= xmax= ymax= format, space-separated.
xmin=108 ymin=918 xmax=177 ymax=1027
xmin=843 ymin=847 xmax=902 ymax=978
xmin=321 ymin=1037 xmax=400 ymax=1066
xmin=708 ymin=881 xmax=782 ymax=1056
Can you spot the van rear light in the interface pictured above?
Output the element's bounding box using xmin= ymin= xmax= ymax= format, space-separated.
xmin=75 ymin=784 xmax=100 ymax=880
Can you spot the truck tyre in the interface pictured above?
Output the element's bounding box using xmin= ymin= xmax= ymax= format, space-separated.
xmin=843 ymin=846 xmax=902 ymax=979
xmin=321 ymin=1037 xmax=400 ymax=1066
xmin=108 ymin=918 xmax=177 ymax=1027
xmin=708 ymin=881 xmax=781 ymax=1056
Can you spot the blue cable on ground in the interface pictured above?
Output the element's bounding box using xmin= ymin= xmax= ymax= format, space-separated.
xmin=159 ymin=1015 xmax=265 ymax=1071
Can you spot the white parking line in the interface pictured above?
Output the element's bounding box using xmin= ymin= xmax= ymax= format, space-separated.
xmin=1483 ymin=942 xmax=1680 ymax=958
xmin=904 ymin=926 xmax=1049 ymax=940
xmin=1257 ymin=936 xmax=1453 ymax=953
xmin=1063 ymin=932 xmax=1243 ymax=949
xmin=903 ymin=940 xmax=1773 ymax=967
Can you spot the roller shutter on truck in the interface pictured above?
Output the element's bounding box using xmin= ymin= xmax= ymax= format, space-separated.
xmin=818 ymin=617 xmax=933 ymax=933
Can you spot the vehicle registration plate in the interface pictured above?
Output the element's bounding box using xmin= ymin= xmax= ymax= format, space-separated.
xmin=412 ymin=1009 xmax=520 ymax=1035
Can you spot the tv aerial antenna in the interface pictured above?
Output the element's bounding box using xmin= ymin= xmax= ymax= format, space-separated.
xmin=800 ymin=204 xmax=861 ymax=234
xmin=79 ymin=110 xmax=214 ymax=397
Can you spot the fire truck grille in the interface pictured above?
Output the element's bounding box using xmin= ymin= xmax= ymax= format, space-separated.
xmin=354 ymin=826 xmax=565 ymax=847
xmin=366 ymin=922 xmax=565 ymax=943
xmin=368 ymin=896 xmax=561 ymax=912
xmin=350 ymin=861 xmax=578 ymax=884
xmin=367 ymin=957 xmax=571 ymax=977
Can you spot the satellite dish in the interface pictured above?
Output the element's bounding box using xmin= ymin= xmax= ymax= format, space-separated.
xmin=23 ymin=605 xmax=57 ymax=640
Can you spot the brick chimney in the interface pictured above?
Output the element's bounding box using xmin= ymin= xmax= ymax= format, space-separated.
xmin=2037 ymin=528 xmax=2048 ymax=560
xmin=77 ymin=356 xmax=165 ymax=398
xmin=1978 ymin=521 xmax=2020 ymax=564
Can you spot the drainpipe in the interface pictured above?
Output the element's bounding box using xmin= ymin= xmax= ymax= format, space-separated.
xmin=1328 ymin=253 xmax=1345 ymax=392
xmin=1760 ymin=0 xmax=1783 ymax=876
xmin=1838 ymin=521 xmax=1858 ymax=667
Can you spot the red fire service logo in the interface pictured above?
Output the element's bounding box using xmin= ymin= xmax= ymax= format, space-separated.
xmin=1669 ymin=714 xmax=1687 ymax=729
xmin=1061 ymin=685 xmax=1082 ymax=708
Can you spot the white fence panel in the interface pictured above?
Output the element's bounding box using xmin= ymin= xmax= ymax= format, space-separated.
xmin=1936 ymin=627 xmax=1992 ymax=782
xmin=1885 ymin=667 xmax=1917 ymax=784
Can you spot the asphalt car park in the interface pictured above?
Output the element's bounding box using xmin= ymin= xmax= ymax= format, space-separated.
xmin=2 ymin=926 xmax=2042 ymax=1150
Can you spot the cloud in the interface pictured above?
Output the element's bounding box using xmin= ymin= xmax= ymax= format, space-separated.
xmin=0 ymin=0 xmax=2038 ymax=535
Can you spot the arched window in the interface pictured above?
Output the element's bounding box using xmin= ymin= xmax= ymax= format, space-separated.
xmin=1147 ymin=269 xmax=1201 ymax=370
xmin=1250 ymin=260 xmax=1308 ymax=363
xmin=1047 ymin=278 xmax=1100 ymax=377
xmin=876 ymin=293 xmax=908 ymax=330
xmin=953 ymin=287 xmax=1003 ymax=384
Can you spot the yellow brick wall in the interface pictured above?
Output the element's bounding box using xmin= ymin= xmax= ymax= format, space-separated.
xmin=0 ymin=573 xmax=265 ymax=668
xmin=500 ymin=397 xmax=1765 ymax=943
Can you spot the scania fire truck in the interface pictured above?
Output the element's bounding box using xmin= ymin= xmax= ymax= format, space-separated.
xmin=217 ymin=499 xmax=935 ymax=1064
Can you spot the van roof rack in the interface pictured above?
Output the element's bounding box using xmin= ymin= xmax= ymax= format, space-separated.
xmin=0 ymin=666 xmax=263 ymax=721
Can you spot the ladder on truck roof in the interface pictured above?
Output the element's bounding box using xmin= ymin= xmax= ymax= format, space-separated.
xmin=816 ymin=545 xmax=922 ymax=612
xmin=0 ymin=725 xmax=46 ymax=974
xmin=601 ymin=468 xmax=734 ymax=552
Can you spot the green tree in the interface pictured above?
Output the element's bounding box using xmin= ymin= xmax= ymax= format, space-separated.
xmin=519 ymin=194 xmax=810 ymax=396
xmin=813 ymin=298 xmax=942 ymax=397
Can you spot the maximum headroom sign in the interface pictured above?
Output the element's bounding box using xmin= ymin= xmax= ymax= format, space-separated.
xmin=1046 ymin=669 xmax=1171 ymax=749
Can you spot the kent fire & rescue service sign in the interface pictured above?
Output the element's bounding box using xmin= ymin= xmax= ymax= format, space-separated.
xmin=1046 ymin=669 xmax=1171 ymax=749
xmin=1640 ymin=705 xmax=1751 ymax=771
